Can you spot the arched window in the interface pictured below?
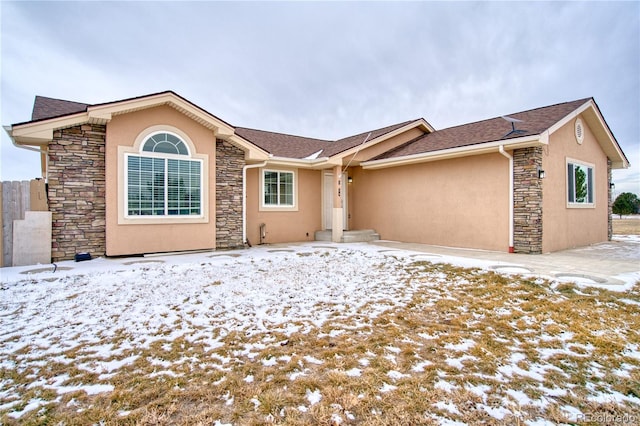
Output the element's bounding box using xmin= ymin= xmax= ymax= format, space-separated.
xmin=142 ymin=132 xmax=190 ymax=155
xmin=126 ymin=132 xmax=202 ymax=217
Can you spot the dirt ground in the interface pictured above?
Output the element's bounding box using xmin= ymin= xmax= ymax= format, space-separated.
xmin=613 ymin=218 xmax=640 ymax=235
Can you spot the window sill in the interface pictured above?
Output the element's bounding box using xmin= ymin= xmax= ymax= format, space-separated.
xmin=259 ymin=204 xmax=299 ymax=212
xmin=119 ymin=215 xmax=208 ymax=225
xmin=566 ymin=203 xmax=595 ymax=209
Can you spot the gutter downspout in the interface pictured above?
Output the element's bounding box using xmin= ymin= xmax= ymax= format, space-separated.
xmin=499 ymin=145 xmax=514 ymax=253
xmin=3 ymin=125 xmax=49 ymax=182
xmin=242 ymin=161 xmax=268 ymax=245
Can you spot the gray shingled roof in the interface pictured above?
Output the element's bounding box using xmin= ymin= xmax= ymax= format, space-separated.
xmin=322 ymin=120 xmax=417 ymax=157
xmin=374 ymin=98 xmax=592 ymax=160
xmin=234 ymin=128 xmax=332 ymax=159
xmin=22 ymin=94 xmax=600 ymax=163
xmin=236 ymin=120 xmax=419 ymax=159
xmin=31 ymin=96 xmax=89 ymax=121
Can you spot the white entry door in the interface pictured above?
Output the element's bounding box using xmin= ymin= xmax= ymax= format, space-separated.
xmin=323 ymin=172 xmax=348 ymax=230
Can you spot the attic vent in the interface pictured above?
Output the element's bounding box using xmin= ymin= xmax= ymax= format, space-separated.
xmin=575 ymin=118 xmax=585 ymax=145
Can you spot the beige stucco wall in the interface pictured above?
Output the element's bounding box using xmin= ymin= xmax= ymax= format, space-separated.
xmin=105 ymin=105 xmax=218 ymax=256
xmin=246 ymin=167 xmax=321 ymax=244
xmin=542 ymin=116 xmax=609 ymax=253
xmin=351 ymin=153 xmax=510 ymax=251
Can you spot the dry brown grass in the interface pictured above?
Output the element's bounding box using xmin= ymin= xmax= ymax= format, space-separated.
xmin=613 ymin=218 xmax=640 ymax=235
xmin=2 ymin=261 xmax=639 ymax=425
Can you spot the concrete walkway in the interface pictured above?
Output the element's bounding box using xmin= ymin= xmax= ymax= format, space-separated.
xmin=371 ymin=236 xmax=640 ymax=288
xmin=2 ymin=236 xmax=638 ymax=291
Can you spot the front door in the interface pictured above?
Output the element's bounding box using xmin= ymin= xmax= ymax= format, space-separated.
xmin=323 ymin=172 xmax=347 ymax=230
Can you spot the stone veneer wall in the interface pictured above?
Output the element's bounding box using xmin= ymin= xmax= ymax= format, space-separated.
xmin=48 ymin=124 xmax=106 ymax=261
xmin=513 ymin=147 xmax=543 ymax=254
xmin=607 ymin=158 xmax=612 ymax=241
xmin=215 ymin=139 xmax=245 ymax=249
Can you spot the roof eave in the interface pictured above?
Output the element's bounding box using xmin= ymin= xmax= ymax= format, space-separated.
xmin=8 ymin=112 xmax=91 ymax=144
xmin=361 ymin=135 xmax=544 ymax=170
xmin=265 ymin=156 xmax=333 ymax=169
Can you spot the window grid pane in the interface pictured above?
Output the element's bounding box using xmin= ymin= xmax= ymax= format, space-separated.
xmin=167 ymin=159 xmax=201 ymax=216
xmin=263 ymin=171 xmax=294 ymax=207
xmin=142 ymin=132 xmax=189 ymax=156
xmin=127 ymin=155 xmax=201 ymax=217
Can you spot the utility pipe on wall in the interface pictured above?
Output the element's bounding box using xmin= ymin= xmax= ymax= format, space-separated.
xmin=499 ymin=145 xmax=514 ymax=252
xmin=242 ymin=161 xmax=267 ymax=245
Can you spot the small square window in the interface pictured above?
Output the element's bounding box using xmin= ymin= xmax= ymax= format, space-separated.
xmin=567 ymin=160 xmax=594 ymax=206
xmin=262 ymin=170 xmax=295 ymax=208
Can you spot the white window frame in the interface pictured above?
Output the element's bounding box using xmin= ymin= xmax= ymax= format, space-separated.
xmin=566 ymin=158 xmax=595 ymax=208
xmin=259 ymin=168 xmax=298 ymax=211
xmin=124 ymin=132 xmax=204 ymax=219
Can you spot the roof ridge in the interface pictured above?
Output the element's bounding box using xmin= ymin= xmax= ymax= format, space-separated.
xmin=335 ymin=119 xmax=419 ymax=143
xmin=438 ymin=98 xmax=593 ymax=132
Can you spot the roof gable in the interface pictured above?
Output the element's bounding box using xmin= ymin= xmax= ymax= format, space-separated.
xmin=10 ymin=91 xmax=269 ymax=159
xmin=376 ymin=99 xmax=591 ymax=160
xmin=322 ymin=120 xmax=420 ymax=157
xmin=235 ymin=119 xmax=432 ymax=161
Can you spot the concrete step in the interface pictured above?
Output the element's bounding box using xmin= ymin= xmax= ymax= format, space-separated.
xmin=314 ymin=230 xmax=332 ymax=241
xmin=314 ymin=229 xmax=380 ymax=243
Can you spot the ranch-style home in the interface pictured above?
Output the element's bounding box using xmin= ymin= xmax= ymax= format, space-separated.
xmin=5 ymin=91 xmax=629 ymax=261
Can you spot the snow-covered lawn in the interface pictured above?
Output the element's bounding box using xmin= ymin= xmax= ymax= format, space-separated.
xmin=1 ymin=244 xmax=639 ymax=425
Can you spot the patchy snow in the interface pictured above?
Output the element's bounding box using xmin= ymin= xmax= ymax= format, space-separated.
xmin=379 ymin=382 xmax=397 ymax=393
xmin=386 ymin=370 xmax=409 ymax=380
xmin=303 ymin=355 xmax=324 ymax=365
xmin=435 ymin=380 xmax=456 ymax=393
xmin=306 ymin=388 xmax=322 ymax=405
xmin=411 ymin=360 xmax=433 ymax=373
xmin=345 ymin=368 xmax=362 ymax=377
xmin=262 ymin=356 xmax=277 ymax=366
xmin=1 ymin=241 xmax=638 ymax=422
xmin=445 ymin=355 xmax=476 ymax=369
xmin=444 ymin=339 xmax=475 ymax=352
xmin=6 ymin=399 xmax=45 ymax=419
xmin=434 ymin=400 xmax=461 ymax=415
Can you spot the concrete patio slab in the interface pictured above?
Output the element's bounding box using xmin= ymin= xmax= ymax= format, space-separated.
xmin=371 ymin=236 xmax=640 ymax=288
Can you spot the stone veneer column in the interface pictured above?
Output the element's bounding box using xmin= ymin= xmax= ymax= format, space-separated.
xmin=607 ymin=159 xmax=612 ymax=241
xmin=215 ymin=139 xmax=245 ymax=249
xmin=513 ymin=147 xmax=543 ymax=254
xmin=48 ymin=124 xmax=106 ymax=261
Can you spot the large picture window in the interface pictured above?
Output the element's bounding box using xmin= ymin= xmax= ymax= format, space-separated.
xmin=126 ymin=132 xmax=202 ymax=217
xmin=567 ymin=160 xmax=594 ymax=206
xmin=263 ymin=170 xmax=294 ymax=207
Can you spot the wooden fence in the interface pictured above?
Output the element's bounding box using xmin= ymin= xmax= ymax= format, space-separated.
xmin=1 ymin=179 xmax=48 ymax=267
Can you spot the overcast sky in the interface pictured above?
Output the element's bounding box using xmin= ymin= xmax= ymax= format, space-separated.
xmin=1 ymin=1 xmax=638 ymax=195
